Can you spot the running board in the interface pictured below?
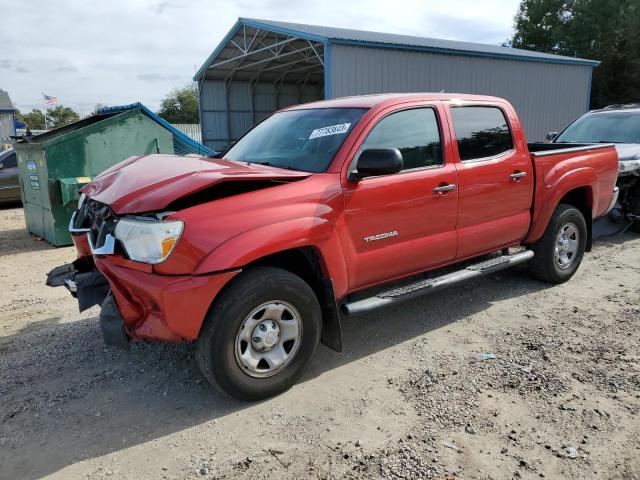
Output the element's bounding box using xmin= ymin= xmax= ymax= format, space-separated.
xmin=342 ymin=250 xmax=534 ymax=316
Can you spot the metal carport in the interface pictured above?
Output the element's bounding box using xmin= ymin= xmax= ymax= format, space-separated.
xmin=195 ymin=18 xmax=599 ymax=151
xmin=194 ymin=19 xmax=327 ymax=151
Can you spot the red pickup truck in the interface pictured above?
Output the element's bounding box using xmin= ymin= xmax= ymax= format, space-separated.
xmin=48 ymin=93 xmax=619 ymax=400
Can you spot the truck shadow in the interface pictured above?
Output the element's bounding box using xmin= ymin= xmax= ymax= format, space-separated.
xmin=0 ymin=236 xmax=629 ymax=479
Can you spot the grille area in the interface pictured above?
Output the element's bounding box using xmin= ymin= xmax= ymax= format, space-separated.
xmin=72 ymin=199 xmax=118 ymax=250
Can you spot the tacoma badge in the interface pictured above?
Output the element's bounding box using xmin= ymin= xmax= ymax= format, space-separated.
xmin=364 ymin=230 xmax=398 ymax=242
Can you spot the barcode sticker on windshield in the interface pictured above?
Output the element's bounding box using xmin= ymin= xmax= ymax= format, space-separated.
xmin=309 ymin=123 xmax=351 ymax=139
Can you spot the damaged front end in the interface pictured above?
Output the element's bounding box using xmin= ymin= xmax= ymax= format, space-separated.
xmin=46 ymin=254 xmax=131 ymax=348
xmin=46 ymin=256 xmax=110 ymax=312
xmin=47 ymin=195 xmax=130 ymax=348
xmin=46 ymin=255 xmax=130 ymax=349
xmin=47 ymin=194 xmax=113 ymax=313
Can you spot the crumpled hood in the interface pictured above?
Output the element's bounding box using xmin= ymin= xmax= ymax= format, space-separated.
xmin=84 ymin=154 xmax=311 ymax=214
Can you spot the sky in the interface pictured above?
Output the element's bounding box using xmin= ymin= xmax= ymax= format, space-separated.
xmin=1 ymin=0 xmax=521 ymax=116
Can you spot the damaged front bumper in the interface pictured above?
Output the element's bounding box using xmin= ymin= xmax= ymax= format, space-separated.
xmin=47 ymin=253 xmax=240 ymax=348
xmin=46 ymin=257 xmax=110 ymax=312
xmin=46 ymin=257 xmax=129 ymax=348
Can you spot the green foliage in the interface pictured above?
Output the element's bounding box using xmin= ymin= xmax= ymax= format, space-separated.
xmin=46 ymin=106 xmax=80 ymax=129
xmin=91 ymin=103 xmax=105 ymax=115
xmin=157 ymin=84 xmax=199 ymax=123
xmin=15 ymin=109 xmax=46 ymax=130
xmin=508 ymin=0 xmax=572 ymax=52
xmin=508 ymin=0 xmax=640 ymax=108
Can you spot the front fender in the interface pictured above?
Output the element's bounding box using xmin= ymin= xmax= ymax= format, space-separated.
xmin=193 ymin=217 xmax=349 ymax=295
xmin=525 ymin=167 xmax=597 ymax=244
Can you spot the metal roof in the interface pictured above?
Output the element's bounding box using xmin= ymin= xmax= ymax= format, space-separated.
xmin=98 ymin=103 xmax=217 ymax=156
xmin=195 ymin=18 xmax=599 ymax=81
xmin=0 ymin=89 xmax=15 ymax=112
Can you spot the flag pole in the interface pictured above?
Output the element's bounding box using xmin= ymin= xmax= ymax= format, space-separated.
xmin=42 ymin=93 xmax=48 ymax=130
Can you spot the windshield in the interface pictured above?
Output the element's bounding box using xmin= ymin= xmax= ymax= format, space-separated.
xmin=556 ymin=111 xmax=640 ymax=144
xmin=224 ymin=108 xmax=367 ymax=172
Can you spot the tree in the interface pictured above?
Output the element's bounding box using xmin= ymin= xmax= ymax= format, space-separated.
xmin=47 ymin=105 xmax=80 ymax=129
xmin=15 ymin=109 xmax=46 ymax=130
xmin=157 ymin=84 xmax=199 ymax=123
xmin=91 ymin=103 xmax=105 ymax=115
xmin=507 ymin=0 xmax=572 ymax=53
xmin=508 ymin=0 xmax=640 ymax=109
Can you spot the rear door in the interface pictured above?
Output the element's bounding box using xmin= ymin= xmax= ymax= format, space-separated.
xmin=445 ymin=103 xmax=533 ymax=259
xmin=341 ymin=103 xmax=458 ymax=290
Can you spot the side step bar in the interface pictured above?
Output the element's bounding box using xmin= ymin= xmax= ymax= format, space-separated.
xmin=342 ymin=250 xmax=534 ymax=316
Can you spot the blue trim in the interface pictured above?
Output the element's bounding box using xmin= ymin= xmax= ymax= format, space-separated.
xmin=330 ymin=38 xmax=600 ymax=67
xmin=98 ymin=103 xmax=217 ymax=156
xmin=194 ymin=19 xmax=244 ymax=80
xmin=194 ymin=18 xmax=599 ymax=86
xmin=324 ymin=41 xmax=332 ymax=99
xmin=585 ymin=66 xmax=594 ymax=111
xmin=240 ymin=18 xmax=328 ymax=43
xmin=193 ymin=18 xmax=329 ymax=81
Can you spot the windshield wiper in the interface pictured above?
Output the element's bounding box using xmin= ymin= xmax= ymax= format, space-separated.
xmin=255 ymin=161 xmax=296 ymax=170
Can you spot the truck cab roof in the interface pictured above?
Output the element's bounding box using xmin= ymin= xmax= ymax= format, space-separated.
xmin=285 ymin=92 xmax=506 ymax=110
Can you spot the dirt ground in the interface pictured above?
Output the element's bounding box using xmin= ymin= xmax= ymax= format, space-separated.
xmin=0 ymin=206 xmax=638 ymax=480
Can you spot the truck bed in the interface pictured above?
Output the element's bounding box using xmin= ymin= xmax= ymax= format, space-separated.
xmin=527 ymin=142 xmax=615 ymax=156
xmin=524 ymin=142 xmax=619 ymax=244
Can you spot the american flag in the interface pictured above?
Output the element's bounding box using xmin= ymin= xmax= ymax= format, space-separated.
xmin=43 ymin=94 xmax=58 ymax=106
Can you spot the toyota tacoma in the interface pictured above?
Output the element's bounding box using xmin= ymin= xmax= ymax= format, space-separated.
xmin=48 ymin=93 xmax=619 ymax=400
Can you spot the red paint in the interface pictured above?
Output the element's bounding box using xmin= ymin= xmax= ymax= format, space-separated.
xmin=95 ymin=257 xmax=239 ymax=341
xmin=83 ymin=155 xmax=310 ymax=214
xmin=71 ymin=233 xmax=91 ymax=257
xmin=77 ymin=93 xmax=618 ymax=343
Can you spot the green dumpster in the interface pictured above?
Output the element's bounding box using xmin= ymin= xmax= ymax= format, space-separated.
xmin=15 ymin=108 xmax=174 ymax=246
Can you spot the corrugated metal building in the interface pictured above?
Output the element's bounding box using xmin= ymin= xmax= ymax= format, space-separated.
xmin=0 ymin=89 xmax=16 ymax=145
xmin=194 ymin=18 xmax=598 ymax=151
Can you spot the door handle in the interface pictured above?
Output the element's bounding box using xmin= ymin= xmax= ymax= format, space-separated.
xmin=510 ymin=171 xmax=527 ymax=180
xmin=433 ymin=183 xmax=456 ymax=193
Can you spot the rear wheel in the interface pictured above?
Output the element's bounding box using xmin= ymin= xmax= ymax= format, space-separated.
xmin=196 ymin=267 xmax=321 ymax=401
xmin=528 ymin=204 xmax=587 ymax=284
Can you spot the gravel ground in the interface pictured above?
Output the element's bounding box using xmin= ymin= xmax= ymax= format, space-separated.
xmin=0 ymin=206 xmax=638 ymax=480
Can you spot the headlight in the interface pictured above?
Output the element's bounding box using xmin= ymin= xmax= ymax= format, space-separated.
xmin=114 ymin=218 xmax=183 ymax=264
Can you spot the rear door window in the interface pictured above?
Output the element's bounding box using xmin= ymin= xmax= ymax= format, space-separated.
xmin=451 ymin=106 xmax=513 ymax=161
xmin=362 ymin=108 xmax=443 ymax=170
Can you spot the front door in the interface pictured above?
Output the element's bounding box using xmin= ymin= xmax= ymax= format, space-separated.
xmin=341 ymin=105 xmax=459 ymax=291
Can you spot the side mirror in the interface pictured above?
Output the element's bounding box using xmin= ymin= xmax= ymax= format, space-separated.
xmin=546 ymin=131 xmax=558 ymax=142
xmin=349 ymin=148 xmax=403 ymax=182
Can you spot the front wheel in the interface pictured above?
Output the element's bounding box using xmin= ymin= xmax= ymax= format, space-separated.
xmin=196 ymin=267 xmax=322 ymax=401
xmin=528 ymin=204 xmax=587 ymax=284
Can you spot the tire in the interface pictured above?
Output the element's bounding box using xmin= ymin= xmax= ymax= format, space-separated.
xmin=196 ymin=267 xmax=322 ymax=401
xmin=528 ymin=204 xmax=587 ymax=284
xmin=631 ymin=221 xmax=640 ymax=234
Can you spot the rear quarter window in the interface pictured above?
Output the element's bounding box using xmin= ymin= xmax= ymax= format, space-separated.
xmin=451 ymin=106 xmax=513 ymax=161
